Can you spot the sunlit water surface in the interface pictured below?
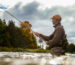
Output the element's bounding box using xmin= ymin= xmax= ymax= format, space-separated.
xmin=0 ymin=52 xmax=75 ymax=65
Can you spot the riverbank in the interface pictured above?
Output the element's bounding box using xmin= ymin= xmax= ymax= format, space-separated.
xmin=0 ymin=47 xmax=50 ymax=53
xmin=0 ymin=47 xmax=75 ymax=54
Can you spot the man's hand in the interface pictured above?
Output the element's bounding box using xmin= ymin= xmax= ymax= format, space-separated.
xmin=46 ymin=41 xmax=49 ymax=45
xmin=34 ymin=32 xmax=40 ymax=37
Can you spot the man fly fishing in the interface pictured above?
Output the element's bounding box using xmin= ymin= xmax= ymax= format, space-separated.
xmin=34 ymin=14 xmax=68 ymax=56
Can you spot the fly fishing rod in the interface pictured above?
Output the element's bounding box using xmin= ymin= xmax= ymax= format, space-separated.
xmin=5 ymin=11 xmax=21 ymax=22
xmin=3 ymin=10 xmax=43 ymax=43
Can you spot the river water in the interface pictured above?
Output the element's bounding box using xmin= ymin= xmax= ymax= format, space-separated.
xmin=0 ymin=52 xmax=75 ymax=65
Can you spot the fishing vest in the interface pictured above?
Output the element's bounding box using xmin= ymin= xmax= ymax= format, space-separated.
xmin=59 ymin=35 xmax=68 ymax=50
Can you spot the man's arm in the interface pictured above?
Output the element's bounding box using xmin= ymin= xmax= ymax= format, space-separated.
xmin=39 ymin=33 xmax=54 ymax=41
xmin=47 ymin=27 xmax=64 ymax=48
xmin=34 ymin=32 xmax=54 ymax=41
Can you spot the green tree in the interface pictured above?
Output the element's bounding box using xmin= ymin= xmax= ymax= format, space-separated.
xmin=0 ymin=19 xmax=11 ymax=47
xmin=7 ymin=20 xmax=26 ymax=48
xmin=67 ymin=43 xmax=75 ymax=53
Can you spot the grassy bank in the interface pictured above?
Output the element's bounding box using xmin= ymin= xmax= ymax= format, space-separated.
xmin=0 ymin=47 xmax=50 ymax=53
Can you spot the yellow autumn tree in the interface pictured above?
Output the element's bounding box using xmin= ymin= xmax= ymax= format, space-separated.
xmin=20 ymin=21 xmax=37 ymax=49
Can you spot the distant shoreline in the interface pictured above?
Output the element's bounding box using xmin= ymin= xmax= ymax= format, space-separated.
xmin=0 ymin=47 xmax=50 ymax=53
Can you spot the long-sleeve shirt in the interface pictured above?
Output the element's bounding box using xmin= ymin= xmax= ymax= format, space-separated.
xmin=39 ymin=24 xmax=65 ymax=48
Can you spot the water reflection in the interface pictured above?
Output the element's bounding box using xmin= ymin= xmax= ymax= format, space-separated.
xmin=0 ymin=52 xmax=75 ymax=65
